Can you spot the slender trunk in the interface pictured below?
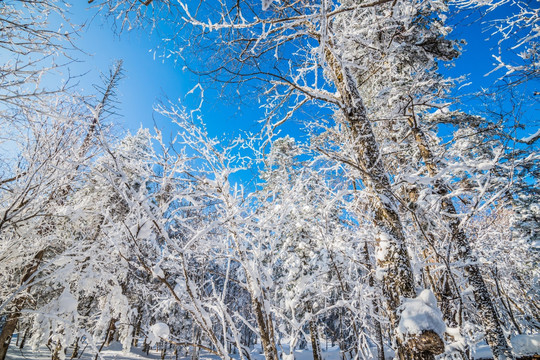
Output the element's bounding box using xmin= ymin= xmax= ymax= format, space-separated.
xmin=51 ymin=340 xmax=62 ymax=360
xmin=132 ymin=313 xmax=142 ymax=347
xmin=228 ymin=232 xmax=278 ymax=360
xmin=191 ymin=326 xmax=200 ymax=360
xmin=309 ymin=316 xmax=322 ymax=360
xmin=105 ymin=318 xmax=117 ymax=346
xmin=95 ymin=318 xmax=115 ymax=360
xmin=161 ymin=344 xmax=166 ymax=360
xmin=252 ymin=297 xmax=279 ymax=360
xmin=363 ymin=242 xmax=385 ymax=360
xmin=408 ymin=117 xmax=514 ymax=359
xmin=491 ymin=268 xmax=522 ymax=335
xmin=407 ymin=186 xmax=464 ymax=328
xmin=71 ymin=338 xmax=80 ymax=359
xmin=19 ymin=326 xmax=29 ymax=350
xmin=143 ymin=337 xmax=150 ymax=355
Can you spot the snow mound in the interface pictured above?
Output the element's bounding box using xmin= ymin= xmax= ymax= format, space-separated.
xmin=511 ymin=334 xmax=540 ymax=357
xmin=472 ymin=334 xmax=540 ymax=359
xmin=397 ymin=289 xmax=446 ymax=339
xmin=147 ymin=322 xmax=170 ymax=346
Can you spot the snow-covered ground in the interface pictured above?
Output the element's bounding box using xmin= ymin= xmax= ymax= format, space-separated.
xmin=6 ymin=341 xmax=172 ymax=360
xmin=6 ymin=342 xmax=345 ymax=360
xmin=6 ymin=334 xmax=539 ymax=360
xmin=472 ymin=334 xmax=540 ymax=359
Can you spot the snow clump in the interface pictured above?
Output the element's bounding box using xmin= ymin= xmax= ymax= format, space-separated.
xmin=511 ymin=334 xmax=540 ymax=357
xmin=147 ymin=322 xmax=170 ymax=346
xmin=397 ymin=289 xmax=446 ymax=339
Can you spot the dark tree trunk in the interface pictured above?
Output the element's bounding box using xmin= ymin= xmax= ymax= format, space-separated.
xmin=19 ymin=326 xmax=29 ymax=350
xmin=310 ymin=319 xmax=322 ymax=360
xmin=252 ymin=296 xmax=279 ymax=360
xmin=70 ymin=337 xmax=80 ymax=359
xmin=0 ymin=311 xmax=19 ymax=360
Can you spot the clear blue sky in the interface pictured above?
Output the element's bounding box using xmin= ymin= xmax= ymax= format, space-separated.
xmin=60 ymin=1 xmax=538 ymax=143
xmin=62 ymin=1 xmax=270 ymax=141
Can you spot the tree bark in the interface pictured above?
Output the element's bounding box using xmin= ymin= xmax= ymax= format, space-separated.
xmin=0 ymin=311 xmax=19 ymax=360
xmin=19 ymin=327 xmax=29 ymax=350
xmin=309 ymin=318 xmax=322 ymax=360
xmin=252 ymin=296 xmax=279 ymax=360
xmin=51 ymin=340 xmax=62 ymax=360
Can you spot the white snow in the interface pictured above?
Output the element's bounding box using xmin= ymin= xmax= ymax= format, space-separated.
xmin=58 ymin=288 xmax=78 ymax=313
xmin=152 ymin=263 xmax=165 ymax=278
xmin=397 ymin=289 xmax=446 ymax=339
xmin=7 ymin=343 xmax=164 ymax=360
xmin=375 ymin=232 xmax=391 ymax=261
xmin=444 ymin=326 xmax=467 ymax=354
xmin=471 ymin=334 xmax=540 ymax=359
xmin=511 ymin=334 xmax=540 ymax=357
xmin=7 ymin=340 xmax=348 ymax=360
xmin=520 ymin=128 xmax=540 ymax=144
xmin=471 ymin=341 xmax=493 ymax=360
xmin=147 ymin=322 xmax=170 ymax=346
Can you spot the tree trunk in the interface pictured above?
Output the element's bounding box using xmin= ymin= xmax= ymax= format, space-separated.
xmin=191 ymin=326 xmax=200 ymax=360
xmin=310 ymin=319 xmax=322 ymax=360
xmin=228 ymin=232 xmax=279 ymax=360
xmin=143 ymin=338 xmax=150 ymax=355
xmin=0 ymin=311 xmax=19 ymax=360
xmin=105 ymin=318 xmax=117 ymax=346
xmin=71 ymin=338 xmax=80 ymax=359
xmin=51 ymin=340 xmax=62 ymax=360
xmin=408 ymin=117 xmax=514 ymax=359
xmin=363 ymin=242 xmax=385 ymax=360
xmin=95 ymin=318 xmax=116 ymax=360
xmin=408 ymin=190 xmax=461 ymax=328
xmin=252 ymin=297 xmax=279 ymax=360
xmin=132 ymin=313 xmax=142 ymax=347
xmin=161 ymin=344 xmax=166 ymax=360
xmin=19 ymin=326 xmax=29 ymax=350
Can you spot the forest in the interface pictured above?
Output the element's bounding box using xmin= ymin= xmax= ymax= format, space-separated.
xmin=0 ymin=0 xmax=539 ymax=360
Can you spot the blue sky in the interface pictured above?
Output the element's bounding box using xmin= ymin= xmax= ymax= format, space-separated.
xmin=60 ymin=1 xmax=269 ymax=140
xmin=56 ymin=1 xmax=538 ymax=144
